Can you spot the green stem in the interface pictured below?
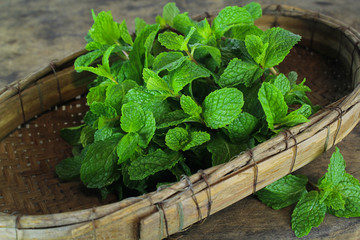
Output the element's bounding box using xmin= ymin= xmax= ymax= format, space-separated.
xmin=269 ymin=67 xmax=279 ymax=76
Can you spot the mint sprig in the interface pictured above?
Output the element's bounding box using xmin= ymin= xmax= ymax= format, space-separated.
xmin=257 ymin=147 xmax=360 ymax=238
xmin=57 ymin=2 xmax=317 ymax=203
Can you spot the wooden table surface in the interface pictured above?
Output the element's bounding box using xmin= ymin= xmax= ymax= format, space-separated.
xmin=1 ymin=1 xmax=360 ymax=239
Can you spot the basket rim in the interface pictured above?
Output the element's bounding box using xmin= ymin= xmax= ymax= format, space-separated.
xmin=0 ymin=4 xmax=360 ymax=239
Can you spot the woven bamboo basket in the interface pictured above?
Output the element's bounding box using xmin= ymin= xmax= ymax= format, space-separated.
xmin=0 ymin=4 xmax=360 ymax=239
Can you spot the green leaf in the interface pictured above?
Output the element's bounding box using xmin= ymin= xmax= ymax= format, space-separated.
xmin=169 ymin=59 xmax=210 ymax=94
xmin=128 ymin=149 xmax=183 ymax=180
xmin=152 ymin=52 xmax=186 ymax=73
xmin=117 ymin=133 xmax=139 ymax=164
xmin=123 ymin=87 xmax=171 ymax=121
xmin=74 ymin=50 xmax=104 ymax=72
xmin=227 ymin=112 xmax=258 ymax=142
xmin=231 ymin=25 xmax=263 ymax=41
xmin=135 ymin=17 xmax=147 ymax=36
xmin=89 ymin=10 xmax=121 ymax=45
xmin=90 ymin=102 xmax=117 ymax=119
xmin=158 ymin=32 xmax=185 ymax=51
xmin=156 ymin=110 xmax=189 ymax=129
xmin=256 ymin=174 xmax=308 ymax=210
xmin=105 ymin=80 xmax=138 ymax=114
xmin=94 ymin=127 xmax=122 ymax=142
xmin=203 ymin=88 xmax=244 ymax=129
xmin=56 ymin=154 xmax=83 ymax=181
xmin=245 ymin=34 xmax=268 ymax=65
xmin=280 ymin=104 xmax=311 ymax=127
xmin=80 ymin=136 xmax=121 ymax=188
xmin=272 ymin=73 xmax=291 ymax=95
xmin=261 ymin=27 xmax=301 ymax=68
xmin=212 ymin=6 xmax=254 ymax=38
xmin=60 ymin=124 xmax=85 ymax=145
xmin=137 ymin=111 xmax=156 ymax=148
xmin=258 ymin=82 xmax=288 ymax=130
xmin=162 ymin=2 xmax=180 ymax=27
xmin=192 ymin=43 xmax=222 ymax=67
xmin=207 ymin=134 xmax=246 ymax=166
xmin=87 ymin=83 xmax=109 ymax=105
xmin=165 ymin=127 xmax=189 ymax=151
xmin=319 ymin=147 xmax=346 ymax=189
xmin=165 ymin=127 xmax=210 ymax=151
xmin=143 ymin=68 xmax=171 ymax=92
xmin=120 ymin=102 xmax=146 ymax=133
xmin=328 ymin=173 xmax=360 ymax=217
xmin=80 ymin=125 xmax=96 ymax=147
xmin=119 ymin=20 xmax=133 ymax=46
xmin=180 ymin=95 xmax=202 ymax=117
xmin=217 ymin=58 xmax=264 ymax=88
xmin=291 ymin=191 xmax=327 ymax=238
xmin=323 ymin=190 xmax=345 ymax=211
xmin=244 ymin=2 xmax=262 ymax=20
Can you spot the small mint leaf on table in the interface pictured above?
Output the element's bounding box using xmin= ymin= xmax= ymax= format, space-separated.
xmin=217 ymin=57 xmax=264 ymax=88
xmin=256 ymin=174 xmax=308 ymax=210
xmin=80 ymin=136 xmax=121 ymax=188
xmin=319 ymin=147 xmax=346 ymax=190
xmin=128 ymin=149 xmax=183 ymax=180
xmin=291 ymin=191 xmax=327 ymax=238
xmin=120 ymin=102 xmax=145 ymax=133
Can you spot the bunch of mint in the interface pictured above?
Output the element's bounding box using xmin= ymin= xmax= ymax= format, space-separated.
xmin=257 ymin=147 xmax=360 ymax=238
xmin=56 ymin=2 xmax=316 ymax=199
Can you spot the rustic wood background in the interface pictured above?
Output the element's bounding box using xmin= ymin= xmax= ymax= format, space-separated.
xmin=1 ymin=0 xmax=359 ymax=239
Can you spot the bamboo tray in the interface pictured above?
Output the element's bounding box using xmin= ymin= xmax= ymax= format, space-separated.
xmin=0 ymin=5 xmax=360 ymax=239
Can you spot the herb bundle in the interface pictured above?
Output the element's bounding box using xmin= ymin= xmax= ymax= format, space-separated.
xmin=56 ymin=2 xmax=316 ymax=201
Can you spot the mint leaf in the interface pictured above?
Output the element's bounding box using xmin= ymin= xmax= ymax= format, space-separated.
xmin=128 ymin=149 xmax=183 ymax=180
xmin=87 ymin=83 xmax=109 ymax=105
xmin=169 ymin=59 xmax=210 ymax=94
xmin=156 ymin=110 xmax=189 ymax=129
xmin=89 ymin=10 xmax=121 ymax=45
xmin=217 ymin=58 xmax=264 ymax=88
xmin=74 ymin=50 xmax=104 ymax=72
xmin=261 ymin=27 xmax=301 ymax=68
xmin=162 ymin=2 xmax=180 ymax=27
xmin=256 ymin=174 xmax=308 ymax=210
xmin=227 ymin=112 xmax=258 ymax=142
xmin=192 ymin=44 xmax=221 ymax=68
xmin=244 ymin=2 xmax=262 ymax=20
xmin=119 ymin=20 xmax=133 ymax=46
xmin=143 ymin=68 xmax=172 ymax=92
xmin=94 ymin=127 xmax=122 ymax=142
xmin=152 ymin=52 xmax=186 ymax=73
xmin=280 ymin=104 xmax=311 ymax=127
xmin=158 ymin=32 xmax=185 ymax=51
xmin=117 ymin=133 xmax=139 ymax=164
xmin=291 ymin=191 xmax=327 ymax=238
xmin=165 ymin=127 xmax=189 ymax=151
xmin=165 ymin=127 xmax=210 ymax=151
xmin=180 ymin=95 xmax=202 ymax=118
xmin=137 ymin=111 xmax=156 ymax=148
xmin=80 ymin=136 xmax=121 ymax=188
xmin=245 ymin=34 xmax=268 ymax=65
xmin=207 ymin=134 xmax=246 ymax=166
xmin=232 ymin=25 xmax=263 ymax=40
xmin=56 ymin=154 xmax=83 ymax=181
xmin=272 ymin=73 xmax=291 ymax=96
xmin=120 ymin=102 xmax=145 ymax=133
xmin=328 ymin=173 xmax=360 ymax=217
xmin=80 ymin=126 xmax=96 ymax=147
xmin=258 ymin=82 xmax=288 ymax=130
xmin=135 ymin=17 xmax=147 ymax=36
xmin=212 ymin=6 xmax=253 ymax=38
xmin=90 ymin=102 xmax=117 ymax=119
xmin=60 ymin=124 xmax=85 ymax=145
xmin=319 ymin=147 xmax=346 ymax=189
xmin=203 ymin=88 xmax=244 ymax=129
xmin=105 ymin=80 xmax=138 ymax=114
xmin=323 ymin=190 xmax=345 ymax=211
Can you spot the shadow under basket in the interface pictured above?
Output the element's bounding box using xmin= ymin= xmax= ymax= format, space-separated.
xmin=0 ymin=5 xmax=360 ymax=240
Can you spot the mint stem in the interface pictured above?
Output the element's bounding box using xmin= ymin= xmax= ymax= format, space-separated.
xmin=270 ymin=67 xmax=279 ymax=76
